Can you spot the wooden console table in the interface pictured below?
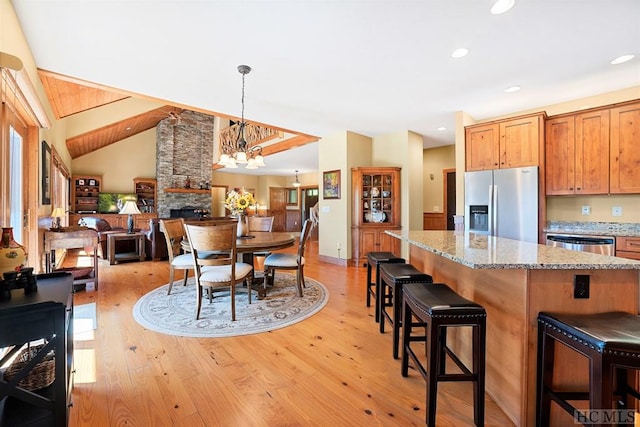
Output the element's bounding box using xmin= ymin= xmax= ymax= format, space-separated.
xmin=107 ymin=232 xmax=146 ymax=265
xmin=0 ymin=272 xmax=74 ymax=426
xmin=44 ymin=228 xmax=99 ymax=291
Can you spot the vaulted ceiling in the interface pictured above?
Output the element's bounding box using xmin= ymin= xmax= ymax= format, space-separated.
xmin=37 ymin=70 xmax=320 ymax=174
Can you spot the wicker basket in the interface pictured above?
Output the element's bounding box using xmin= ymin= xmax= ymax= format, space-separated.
xmin=3 ymin=343 xmax=55 ymax=391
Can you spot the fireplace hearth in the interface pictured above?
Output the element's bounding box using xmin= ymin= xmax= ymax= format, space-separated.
xmin=170 ymin=206 xmax=210 ymax=219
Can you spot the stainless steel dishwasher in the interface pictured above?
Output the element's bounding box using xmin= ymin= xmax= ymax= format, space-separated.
xmin=545 ymin=233 xmax=615 ymax=256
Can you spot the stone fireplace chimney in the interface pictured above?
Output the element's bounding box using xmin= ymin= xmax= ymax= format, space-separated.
xmin=156 ymin=111 xmax=215 ymax=218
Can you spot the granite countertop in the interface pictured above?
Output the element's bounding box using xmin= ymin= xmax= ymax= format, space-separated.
xmin=544 ymin=221 xmax=640 ymax=237
xmin=386 ymin=230 xmax=640 ymax=270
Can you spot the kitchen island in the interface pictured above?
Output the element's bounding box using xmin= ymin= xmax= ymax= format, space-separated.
xmin=387 ymin=230 xmax=640 ymax=427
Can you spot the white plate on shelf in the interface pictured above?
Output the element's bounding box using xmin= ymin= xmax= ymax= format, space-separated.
xmin=368 ymin=211 xmax=386 ymax=223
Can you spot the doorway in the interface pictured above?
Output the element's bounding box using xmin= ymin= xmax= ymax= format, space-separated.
xmin=301 ymin=187 xmax=319 ymax=240
xmin=444 ymin=168 xmax=456 ymax=230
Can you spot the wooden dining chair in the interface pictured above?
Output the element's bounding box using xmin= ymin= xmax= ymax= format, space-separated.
xmin=159 ymin=218 xmax=194 ymax=295
xmin=184 ymin=221 xmax=254 ymax=321
xmin=263 ymin=219 xmax=313 ymax=297
xmin=248 ymin=216 xmax=274 ymax=232
xmin=248 ymin=216 xmax=275 ymax=269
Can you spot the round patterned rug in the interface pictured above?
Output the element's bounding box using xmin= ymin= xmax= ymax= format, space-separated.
xmin=132 ymin=274 xmax=329 ymax=337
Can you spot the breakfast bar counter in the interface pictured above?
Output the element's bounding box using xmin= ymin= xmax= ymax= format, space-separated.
xmin=387 ymin=230 xmax=640 ymax=427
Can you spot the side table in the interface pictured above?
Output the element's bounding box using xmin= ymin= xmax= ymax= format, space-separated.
xmin=107 ymin=232 xmax=146 ymax=265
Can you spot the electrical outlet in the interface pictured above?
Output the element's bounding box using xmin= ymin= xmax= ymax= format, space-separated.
xmin=574 ymin=274 xmax=590 ymax=299
xmin=581 ymin=206 xmax=591 ymax=215
xmin=612 ymin=206 xmax=623 ymax=217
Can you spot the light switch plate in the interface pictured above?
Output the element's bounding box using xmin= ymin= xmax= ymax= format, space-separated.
xmin=612 ymin=206 xmax=623 ymax=217
xmin=581 ymin=206 xmax=591 ymax=215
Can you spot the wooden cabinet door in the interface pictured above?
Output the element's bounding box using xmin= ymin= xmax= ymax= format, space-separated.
xmin=378 ymin=230 xmax=400 ymax=255
xmin=610 ymin=102 xmax=640 ymax=193
xmin=358 ymin=229 xmax=378 ymax=260
xmin=499 ymin=116 xmax=540 ymax=168
xmin=465 ymin=124 xmax=499 ymax=171
xmin=545 ymin=116 xmax=575 ymax=195
xmin=574 ymin=109 xmax=609 ymax=194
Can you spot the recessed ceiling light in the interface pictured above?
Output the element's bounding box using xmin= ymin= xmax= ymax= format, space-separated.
xmin=504 ymin=86 xmax=521 ymax=93
xmin=611 ymin=54 xmax=635 ymax=65
xmin=491 ymin=0 xmax=515 ymax=15
xmin=437 ymin=127 xmax=447 ymax=131
xmin=451 ymin=48 xmax=469 ymax=58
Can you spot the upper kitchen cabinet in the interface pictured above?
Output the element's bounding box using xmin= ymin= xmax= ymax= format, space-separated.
xmin=545 ymin=110 xmax=610 ymax=195
xmin=465 ymin=123 xmax=499 ymax=170
xmin=610 ymin=101 xmax=640 ymax=194
xmin=465 ymin=113 xmax=544 ymax=171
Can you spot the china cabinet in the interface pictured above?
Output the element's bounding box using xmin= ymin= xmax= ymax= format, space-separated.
xmin=70 ymin=175 xmax=101 ymax=213
xmin=351 ymin=167 xmax=401 ymax=267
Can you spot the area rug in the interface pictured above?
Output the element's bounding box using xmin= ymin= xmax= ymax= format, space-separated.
xmin=132 ymin=274 xmax=329 ymax=338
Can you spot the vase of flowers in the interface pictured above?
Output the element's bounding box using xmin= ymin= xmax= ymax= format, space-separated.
xmin=225 ymin=189 xmax=256 ymax=237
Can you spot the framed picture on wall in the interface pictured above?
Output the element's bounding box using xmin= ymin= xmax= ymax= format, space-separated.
xmin=323 ymin=169 xmax=341 ymax=199
xmin=41 ymin=140 xmax=51 ymax=205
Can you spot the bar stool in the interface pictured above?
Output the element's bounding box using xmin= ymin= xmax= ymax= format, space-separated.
xmin=366 ymin=252 xmax=405 ymax=323
xmin=537 ymin=311 xmax=640 ymax=427
xmin=379 ymin=263 xmax=432 ymax=359
xmin=401 ymin=282 xmax=487 ymax=427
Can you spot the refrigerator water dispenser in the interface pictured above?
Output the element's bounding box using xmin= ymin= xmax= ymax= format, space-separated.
xmin=469 ymin=205 xmax=489 ymax=232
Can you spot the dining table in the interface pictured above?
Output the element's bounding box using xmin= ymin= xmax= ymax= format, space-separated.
xmin=181 ymin=231 xmax=297 ymax=298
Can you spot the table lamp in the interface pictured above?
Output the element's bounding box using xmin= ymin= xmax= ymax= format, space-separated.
xmin=119 ymin=200 xmax=141 ymax=234
xmin=51 ymin=207 xmax=66 ymax=230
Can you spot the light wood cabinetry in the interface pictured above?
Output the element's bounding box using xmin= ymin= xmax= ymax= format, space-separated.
xmin=610 ymin=102 xmax=640 ymax=193
xmin=616 ymin=236 xmax=640 ymax=260
xmin=465 ymin=123 xmax=499 ymax=170
xmin=545 ymin=110 xmax=610 ymax=195
xmin=465 ymin=113 xmax=544 ymax=171
xmin=351 ymin=167 xmax=401 ymax=267
xmin=545 ymin=100 xmax=640 ymax=196
xmin=69 ymin=213 xmax=157 ymax=230
xmin=71 ymin=175 xmax=101 ymax=213
xmin=134 ymin=178 xmax=157 ymax=213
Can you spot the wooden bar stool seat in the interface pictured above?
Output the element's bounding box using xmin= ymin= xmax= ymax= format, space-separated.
xmin=379 ymin=263 xmax=432 ymax=359
xmin=537 ymin=311 xmax=640 ymax=427
xmin=401 ymin=282 xmax=487 ymax=427
xmin=366 ymin=251 xmax=405 ymax=323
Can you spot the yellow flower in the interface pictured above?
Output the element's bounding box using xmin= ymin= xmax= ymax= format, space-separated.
xmin=225 ymin=189 xmax=256 ymax=215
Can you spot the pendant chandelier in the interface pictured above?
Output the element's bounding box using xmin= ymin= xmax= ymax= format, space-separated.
xmin=292 ymin=170 xmax=301 ymax=187
xmin=218 ymin=65 xmax=266 ymax=169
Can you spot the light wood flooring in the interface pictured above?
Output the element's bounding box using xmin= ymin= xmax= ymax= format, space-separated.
xmin=69 ymin=240 xmax=515 ymax=426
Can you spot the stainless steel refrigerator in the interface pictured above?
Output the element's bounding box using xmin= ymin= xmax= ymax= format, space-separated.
xmin=464 ymin=166 xmax=538 ymax=243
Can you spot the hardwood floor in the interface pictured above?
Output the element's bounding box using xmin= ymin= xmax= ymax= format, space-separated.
xmin=69 ymin=240 xmax=514 ymax=426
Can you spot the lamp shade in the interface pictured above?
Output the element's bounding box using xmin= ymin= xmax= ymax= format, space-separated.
xmin=51 ymin=207 xmax=66 ymax=218
xmin=119 ymin=200 xmax=141 ymax=215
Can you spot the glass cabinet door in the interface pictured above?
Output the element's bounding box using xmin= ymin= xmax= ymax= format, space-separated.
xmin=361 ymin=173 xmax=393 ymax=224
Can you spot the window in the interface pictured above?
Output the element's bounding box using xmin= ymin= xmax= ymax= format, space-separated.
xmin=9 ymin=126 xmax=24 ymax=243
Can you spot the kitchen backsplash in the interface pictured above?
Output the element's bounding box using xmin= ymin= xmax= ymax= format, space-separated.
xmin=545 ymin=221 xmax=640 ymax=237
